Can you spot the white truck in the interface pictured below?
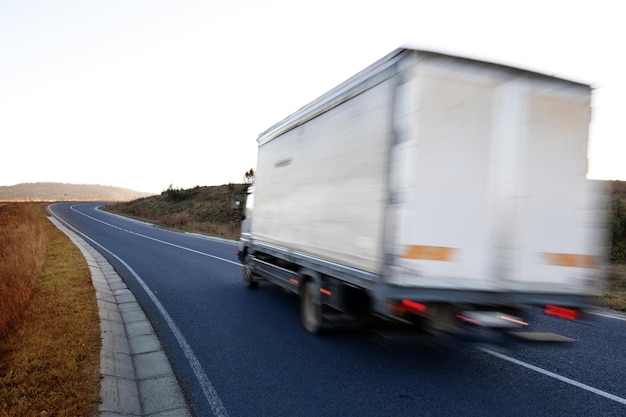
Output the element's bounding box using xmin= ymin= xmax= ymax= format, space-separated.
xmin=237 ymin=47 xmax=606 ymax=339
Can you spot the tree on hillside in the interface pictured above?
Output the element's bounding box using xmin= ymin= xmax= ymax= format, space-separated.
xmin=243 ymin=168 xmax=255 ymax=185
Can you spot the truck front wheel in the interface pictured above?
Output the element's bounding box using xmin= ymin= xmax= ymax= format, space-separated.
xmin=301 ymin=280 xmax=324 ymax=334
xmin=242 ymin=254 xmax=259 ymax=290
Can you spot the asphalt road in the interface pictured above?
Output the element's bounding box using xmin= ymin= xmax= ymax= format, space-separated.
xmin=49 ymin=202 xmax=626 ymax=417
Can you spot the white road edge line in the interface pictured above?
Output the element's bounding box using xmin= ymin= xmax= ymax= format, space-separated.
xmin=103 ymin=247 xmax=230 ymax=417
xmin=591 ymin=311 xmax=626 ymax=322
xmin=479 ymin=347 xmax=626 ymax=406
xmin=49 ymin=204 xmax=230 ymax=417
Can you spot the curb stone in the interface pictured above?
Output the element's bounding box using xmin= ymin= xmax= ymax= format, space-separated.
xmin=48 ymin=217 xmax=192 ymax=417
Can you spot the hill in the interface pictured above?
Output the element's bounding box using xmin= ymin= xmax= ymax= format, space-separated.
xmin=0 ymin=182 xmax=154 ymax=201
xmin=102 ymin=184 xmax=249 ymax=239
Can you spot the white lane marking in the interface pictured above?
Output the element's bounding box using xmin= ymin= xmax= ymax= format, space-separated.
xmin=93 ymin=204 xmax=156 ymax=227
xmin=70 ymin=203 xmax=241 ymax=266
xmin=49 ymin=204 xmax=229 ymax=417
xmin=591 ymin=311 xmax=626 ymax=322
xmin=479 ymin=347 xmax=626 ymax=406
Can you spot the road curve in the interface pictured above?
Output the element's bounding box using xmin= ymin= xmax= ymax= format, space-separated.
xmin=49 ymin=202 xmax=626 ymax=417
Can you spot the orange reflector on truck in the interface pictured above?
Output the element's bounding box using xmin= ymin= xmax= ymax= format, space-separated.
xmin=401 ymin=245 xmax=457 ymax=261
xmin=545 ymin=305 xmax=578 ymax=320
xmin=541 ymin=253 xmax=597 ymax=268
xmin=320 ymin=288 xmax=331 ymax=296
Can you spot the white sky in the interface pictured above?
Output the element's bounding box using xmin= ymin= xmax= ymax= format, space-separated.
xmin=1 ymin=0 xmax=623 ymax=194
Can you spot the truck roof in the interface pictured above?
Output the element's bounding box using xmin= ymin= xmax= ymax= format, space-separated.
xmin=257 ymin=47 xmax=591 ymax=145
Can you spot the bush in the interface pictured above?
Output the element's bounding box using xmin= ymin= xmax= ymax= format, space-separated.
xmin=162 ymin=185 xmax=199 ymax=202
xmin=611 ymin=192 xmax=626 ymax=263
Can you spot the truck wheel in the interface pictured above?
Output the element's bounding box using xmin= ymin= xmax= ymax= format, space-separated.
xmin=242 ymin=254 xmax=259 ymax=290
xmin=301 ymin=280 xmax=323 ymax=334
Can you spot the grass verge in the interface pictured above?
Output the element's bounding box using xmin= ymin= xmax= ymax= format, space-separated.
xmin=0 ymin=203 xmax=100 ymax=416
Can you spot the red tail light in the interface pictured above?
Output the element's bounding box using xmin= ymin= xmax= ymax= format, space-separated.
xmin=401 ymin=299 xmax=427 ymax=314
xmin=545 ymin=305 xmax=578 ymax=320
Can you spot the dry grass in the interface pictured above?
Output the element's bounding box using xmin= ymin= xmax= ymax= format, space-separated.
xmin=596 ymin=264 xmax=626 ymax=312
xmin=0 ymin=204 xmax=46 ymax=336
xmin=0 ymin=203 xmax=100 ymax=416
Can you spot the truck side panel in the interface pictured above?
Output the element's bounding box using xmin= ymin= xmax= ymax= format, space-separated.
xmin=253 ymin=77 xmax=396 ymax=275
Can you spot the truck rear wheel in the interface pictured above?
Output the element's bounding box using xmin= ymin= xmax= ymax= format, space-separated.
xmin=242 ymin=254 xmax=259 ymax=290
xmin=301 ymin=280 xmax=324 ymax=334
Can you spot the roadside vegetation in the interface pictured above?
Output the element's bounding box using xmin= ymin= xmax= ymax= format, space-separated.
xmin=102 ymin=183 xmax=250 ymax=240
xmin=602 ymin=181 xmax=626 ymax=311
xmin=0 ymin=203 xmax=100 ymax=416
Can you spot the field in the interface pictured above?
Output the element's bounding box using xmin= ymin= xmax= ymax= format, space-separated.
xmin=0 ymin=203 xmax=100 ymax=416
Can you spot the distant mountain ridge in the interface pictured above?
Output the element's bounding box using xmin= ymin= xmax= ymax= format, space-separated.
xmin=0 ymin=182 xmax=154 ymax=201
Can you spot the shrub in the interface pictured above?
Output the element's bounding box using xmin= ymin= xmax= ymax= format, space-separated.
xmin=611 ymin=192 xmax=626 ymax=263
xmin=162 ymin=185 xmax=199 ymax=202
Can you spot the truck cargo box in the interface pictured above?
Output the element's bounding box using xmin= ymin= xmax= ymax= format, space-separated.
xmin=240 ymin=48 xmax=606 ymax=334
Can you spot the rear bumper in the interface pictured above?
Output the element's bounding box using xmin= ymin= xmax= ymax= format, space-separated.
xmin=374 ymin=284 xmax=597 ymax=315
